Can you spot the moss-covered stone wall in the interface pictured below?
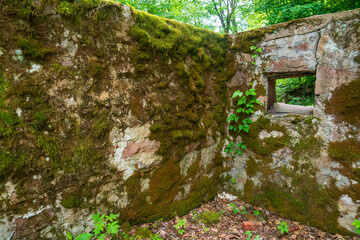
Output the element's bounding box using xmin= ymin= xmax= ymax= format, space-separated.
xmin=0 ymin=0 xmax=231 ymax=238
xmin=0 ymin=0 xmax=359 ymax=238
xmin=226 ymin=8 xmax=360 ymax=236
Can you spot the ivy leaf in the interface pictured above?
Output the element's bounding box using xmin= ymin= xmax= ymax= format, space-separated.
xmin=227 ymin=114 xmax=236 ymax=121
xmin=237 ymin=150 xmax=243 ymax=155
xmin=255 ymin=99 xmax=261 ymax=105
xmin=250 ymin=46 xmax=256 ymax=50
xmin=243 ymin=124 xmax=250 ymax=133
xmin=252 ymin=62 xmax=256 ymax=65
xmin=235 ymin=116 xmax=240 ymax=122
xmin=246 ymin=103 xmax=254 ymax=108
xmin=229 ymin=125 xmax=234 ymax=130
xmin=237 ymin=96 xmax=246 ymax=105
xmin=238 ymin=125 xmax=244 ymax=131
xmin=237 ymin=108 xmax=245 ymax=113
xmin=240 ymin=142 xmax=246 ymax=150
xmin=256 ymin=48 xmax=262 ymax=52
xmin=232 ymin=90 xmax=243 ymax=98
xmin=243 ymin=118 xmax=252 ymax=124
xmin=252 ymin=54 xmax=258 ymax=58
xmin=246 ymin=89 xmax=256 ymax=96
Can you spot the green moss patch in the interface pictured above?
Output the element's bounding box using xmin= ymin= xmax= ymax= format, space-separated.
xmin=16 ymin=37 xmax=53 ymax=61
xmin=61 ymin=194 xmax=83 ymax=209
xmin=199 ymin=211 xmax=221 ymax=225
xmin=328 ymin=139 xmax=360 ymax=167
xmin=242 ymin=116 xmax=290 ymax=156
xmin=248 ymin=175 xmax=350 ymax=235
xmin=135 ymin=227 xmax=152 ymax=238
xmin=231 ymin=26 xmax=277 ymax=53
xmin=325 ymin=79 xmax=360 ymax=126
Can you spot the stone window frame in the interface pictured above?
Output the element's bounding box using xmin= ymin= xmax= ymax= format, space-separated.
xmin=264 ymin=72 xmax=316 ymax=114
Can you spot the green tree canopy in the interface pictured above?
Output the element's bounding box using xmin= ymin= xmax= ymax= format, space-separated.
xmin=116 ymin=0 xmax=360 ymax=32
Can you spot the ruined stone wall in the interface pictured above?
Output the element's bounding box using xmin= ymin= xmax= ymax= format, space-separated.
xmin=0 ymin=0 xmax=359 ymax=238
xmin=0 ymin=1 xmax=230 ymax=238
xmin=227 ymin=8 xmax=360 ymax=235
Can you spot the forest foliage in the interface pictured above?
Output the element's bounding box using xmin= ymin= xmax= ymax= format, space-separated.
xmin=116 ymin=0 xmax=360 ymax=33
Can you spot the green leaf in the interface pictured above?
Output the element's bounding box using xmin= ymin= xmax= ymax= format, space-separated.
xmin=256 ymin=48 xmax=262 ymax=52
xmin=229 ymin=125 xmax=234 ymax=130
xmin=255 ymin=99 xmax=261 ymax=105
xmin=66 ymin=232 xmax=73 ymax=240
xmin=237 ymin=108 xmax=245 ymax=113
xmin=252 ymin=54 xmax=258 ymax=58
xmin=252 ymin=62 xmax=256 ymax=65
xmin=227 ymin=114 xmax=236 ymax=121
xmin=240 ymin=142 xmax=246 ymax=150
xmin=237 ymin=96 xmax=246 ymax=105
xmin=232 ymin=90 xmax=243 ymax=98
xmin=98 ymin=235 xmax=106 ymax=240
xmin=250 ymin=46 xmax=256 ymax=50
xmin=235 ymin=116 xmax=240 ymax=122
xmin=243 ymin=124 xmax=250 ymax=133
xmin=243 ymin=118 xmax=252 ymax=124
xmin=75 ymin=233 xmax=93 ymax=240
xmin=92 ymin=212 xmax=101 ymax=222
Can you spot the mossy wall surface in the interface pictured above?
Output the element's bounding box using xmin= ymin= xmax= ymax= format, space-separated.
xmin=0 ymin=0 xmax=231 ymax=238
xmin=226 ymin=8 xmax=360 ymax=236
xmin=0 ymin=0 xmax=359 ymax=238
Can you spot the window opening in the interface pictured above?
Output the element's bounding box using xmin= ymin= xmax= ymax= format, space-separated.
xmin=267 ymin=74 xmax=315 ymax=115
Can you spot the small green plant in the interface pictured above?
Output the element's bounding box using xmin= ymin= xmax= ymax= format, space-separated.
xmin=250 ymin=46 xmax=262 ymax=65
xmin=245 ymin=230 xmax=252 ymax=240
xmin=173 ymin=218 xmax=186 ymax=235
xmin=150 ymin=233 xmax=163 ymax=240
xmin=254 ymin=235 xmax=262 ymax=240
xmin=67 ymin=213 xmax=120 ymax=240
xmin=352 ymin=219 xmax=360 ymax=233
xmin=241 ymin=206 xmax=248 ymax=214
xmin=203 ymin=226 xmax=209 ymax=233
xmin=278 ymin=221 xmax=289 ymax=234
xmin=231 ymin=178 xmax=236 ymax=183
xmin=192 ymin=210 xmax=200 ymax=222
xmin=224 ymin=88 xmax=261 ymax=155
xmin=254 ymin=210 xmax=260 ymax=216
xmin=153 ymin=218 xmax=163 ymax=228
xmin=229 ymin=203 xmax=240 ymax=214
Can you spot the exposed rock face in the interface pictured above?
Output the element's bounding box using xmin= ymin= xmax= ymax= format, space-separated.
xmin=0 ymin=0 xmax=359 ymax=238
